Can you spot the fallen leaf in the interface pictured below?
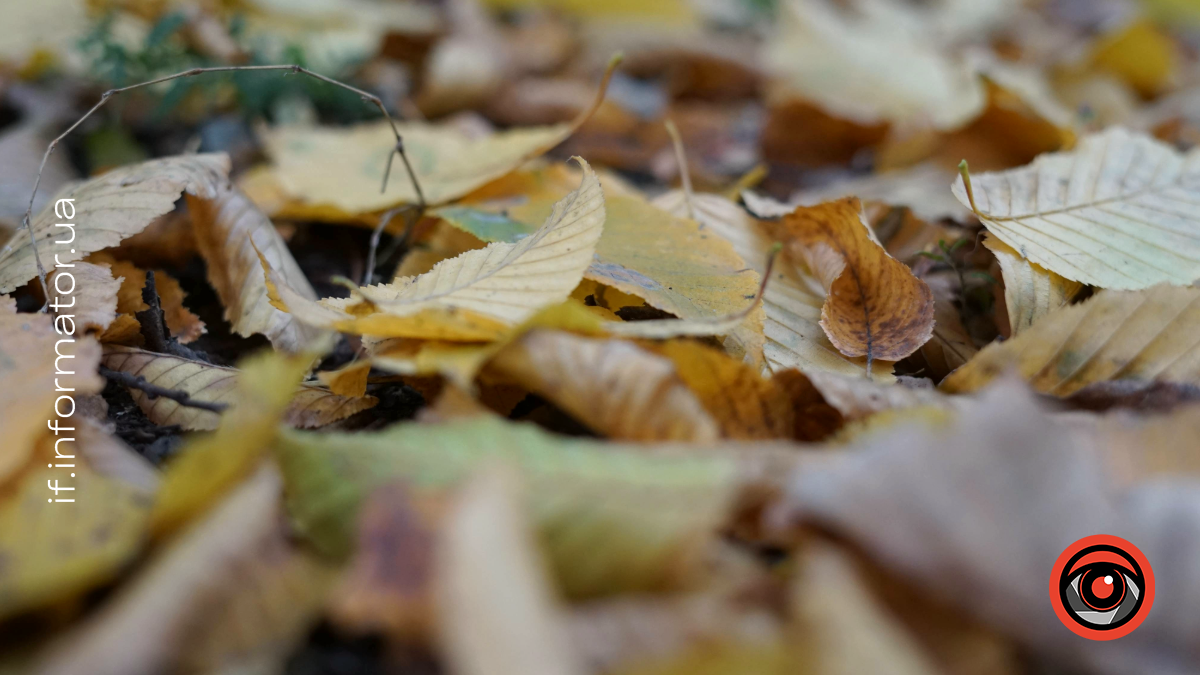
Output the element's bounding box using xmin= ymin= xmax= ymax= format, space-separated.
xmin=648 ymin=339 xmax=794 ymax=440
xmin=32 ymin=466 xmax=335 ymax=675
xmin=487 ymin=330 xmax=721 ymax=442
xmin=257 ymin=60 xmax=616 ymax=215
xmin=984 ymin=234 xmax=1082 ymax=335
xmin=316 ymin=359 xmax=372 ymax=398
xmin=682 ymin=191 xmax=881 ymax=378
xmin=942 ymin=284 xmax=1200 ymax=396
xmin=0 ymin=466 xmax=151 ymax=621
xmin=769 ymin=379 xmax=1200 ymax=675
xmin=50 ymin=262 xmax=120 ymax=335
xmin=275 ymin=416 xmax=738 ymax=597
xmin=435 ymin=466 xmax=586 ymax=675
xmin=353 ymin=159 xmax=605 ymax=326
xmin=1088 ymin=20 xmax=1179 ymax=98
xmin=188 ymin=184 xmax=334 ymax=354
xmin=149 ymin=351 xmax=312 ymax=536
xmin=764 ymin=198 xmax=935 ymax=370
xmin=92 ymin=257 xmax=205 ymax=344
xmin=0 ymin=154 xmax=229 ymax=294
xmin=790 ymin=542 xmax=944 ymax=675
xmin=75 ymin=418 xmax=160 ymax=496
xmin=953 ymin=127 xmax=1200 ymax=290
xmin=764 ymin=0 xmax=987 ymax=131
xmin=328 ymin=482 xmax=442 ymax=643
xmin=101 ymin=346 xmax=376 ymax=431
xmin=0 ymin=310 xmax=102 ymax=485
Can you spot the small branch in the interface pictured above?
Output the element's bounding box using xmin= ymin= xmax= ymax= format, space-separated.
xmin=363 ymin=204 xmax=421 ymax=286
xmin=13 ymin=64 xmax=424 ymax=311
xmin=135 ymin=270 xmax=210 ymax=362
xmin=101 ymin=365 xmax=229 ymax=413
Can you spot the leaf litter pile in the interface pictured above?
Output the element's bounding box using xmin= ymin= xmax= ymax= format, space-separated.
xmin=5 ymin=0 xmax=1200 ymax=673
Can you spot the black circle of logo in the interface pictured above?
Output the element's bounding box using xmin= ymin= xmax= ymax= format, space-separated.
xmin=1057 ymin=543 xmax=1145 ymax=632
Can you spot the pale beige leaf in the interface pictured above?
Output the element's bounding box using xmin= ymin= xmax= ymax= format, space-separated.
xmin=765 ymin=0 xmax=986 ymax=130
xmin=745 ymin=164 xmax=973 ymax=224
xmin=188 ymin=184 xmax=334 ymax=353
xmin=51 ymin=262 xmax=120 ymax=335
xmin=790 ymin=542 xmax=943 ymax=675
xmin=984 ymin=235 xmax=1082 ymax=335
xmin=953 ymin=127 xmax=1200 ymax=289
xmin=942 ymin=285 xmax=1200 ymax=396
xmin=801 ymin=370 xmax=958 ymax=422
xmin=488 ymin=330 xmax=721 ymax=442
xmin=0 ymin=154 xmax=229 ymax=293
xmin=771 ymin=380 xmax=1199 ymax=675
xmin=659 ymin=191 xmax=880 ymax=379
xmin=356 ymin=160 xmax=605 ymax=324
xmin=435 ymin=467 xmax=585 ymax=675
xmin=102 ymin=346 xmax=376 ymax=431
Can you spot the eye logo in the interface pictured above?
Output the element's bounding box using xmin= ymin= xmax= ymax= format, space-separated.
xmin=1049 ymin=535 xmax=1154 ymax=640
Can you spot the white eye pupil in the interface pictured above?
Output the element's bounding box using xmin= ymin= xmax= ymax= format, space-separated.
xmin=1105 ymin=576 xmax=1113 ymax=584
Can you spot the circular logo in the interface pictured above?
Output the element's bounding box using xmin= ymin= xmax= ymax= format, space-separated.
xmin=1049 ymin=535 xmax=1154 ymax=640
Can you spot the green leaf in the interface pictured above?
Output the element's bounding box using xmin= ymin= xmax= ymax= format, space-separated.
xmin=275 ymin=417 xmax=737 ymax=598
xmin=432 ymin=206 xmax=537 ymax=243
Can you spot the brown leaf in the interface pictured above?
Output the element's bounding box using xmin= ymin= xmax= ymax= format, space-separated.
xmin=765 ymin=198 xmax=935 ymax=369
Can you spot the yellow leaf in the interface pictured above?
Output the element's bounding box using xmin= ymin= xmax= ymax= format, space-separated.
xmin=487 ymin=330 xmax=721 ymax=442
xmin=0 ymin=154 xmax=229 ymax=293
xmin=765 ymin=198 xmax=935 ymax=369
xmin=317 ymin=359 xmax=371 ymax=399
xmin=35 ymin=466 xmax=334 ymax=675
xmin=188 ymin=184 xmax=334 ymax=354
xmin=149 ymin=351 xmax=312 ymax=535
xmin=648 ymin=339 xmax=794 ymax=440
xmin=1089 ymin=20 xmax=1179 ymax=98
xmin=942 ymin=285 xmax=1200 ymax=396
xmin=257 ymin=60 xmax=617 ymax=215
xmin=0 ymin=311 xmax=102 ymax=485
xmin=953 ymin=127 xmax=1200 ymax=290
xmin=355 ymin=159 xmax=606 ymax=324
xmin=91 ymin=256 xmax=206 ymax=344
xmin=102 ymin=346 xmax=376 ymax=432
xmin=0 ymin=467 xmax=151 ymax=621
xmin=435 ymin=467 xmax=586 ymax=675
xmin=984 ymin=235 xmax=1082 ymax=335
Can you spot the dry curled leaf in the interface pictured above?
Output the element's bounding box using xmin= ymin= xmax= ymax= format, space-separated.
xmin=984 ymin=235 xmax=1082 ymax=336
xmin=942 ymin=284 xmax=1200 ymax=396
xmin=953 ymin=127 xmax=1200 ymax=290
xmin=102 ymin=346 xmax=376 ymax=431
xmin=188 ymin=184 xmax=334 ymax=354
xmin=0 ymin=154 xmax=229 ymax=294
xmin=766 ymin=198 xmax=935 ymax=370
xmin=487 ymin=330 xmax=721 ymax=442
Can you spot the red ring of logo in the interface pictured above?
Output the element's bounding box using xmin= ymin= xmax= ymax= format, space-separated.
xmin=1049 ymin=534 xmax=1154 ymax=640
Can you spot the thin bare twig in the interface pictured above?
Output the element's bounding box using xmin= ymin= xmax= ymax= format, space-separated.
xmin=100 ymin=365 xmax=229 ymax=413
xmin=664 ymin=119 xmax=696 ymax=221
xmin=363 ymin=203 xmax=422 ymax=286
xmin=13 ymin=64 xmax=426 ymax=311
